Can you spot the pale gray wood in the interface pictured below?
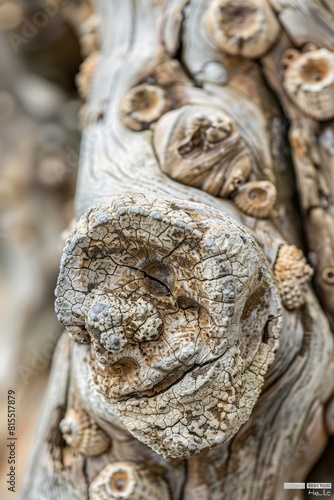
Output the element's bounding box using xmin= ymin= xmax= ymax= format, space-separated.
xmin=22 ymin=1 xmax=334 ymax=499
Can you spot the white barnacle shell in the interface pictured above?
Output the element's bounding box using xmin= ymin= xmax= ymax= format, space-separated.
xmin=205 ymin=0 xmax=280 ymax=59
xmin=274 ymin=244 xmax=313 ymax=310
xmin=59 ymin=407 xmax=110 ymax=457
xmin=121 ymin=83 xmax=170 ymax=131
xmin=283 ymin=48 xmax=334 ymax=121
xmin=89 ymin=462 xmax=170 ymax=500
xmin=153 ymin=104 xmax=252 ymax=198
xmin=232 ymin=180 xmax=276 ymax=218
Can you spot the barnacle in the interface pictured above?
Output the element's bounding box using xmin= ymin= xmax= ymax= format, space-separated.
xmin=59 ymin=407 xmax=110 ymax=457
xmin=76 ymin=51 xmax=100 ymax=101
xmin=283 ymin=48 xmax=334 ymax=120
xmin=274 ymin=244 xmax=313 ymax=310
xmin=153 ymin=105 xmax=252 ymax=197
xmin=232 ymin=180 xmax=276 ymax=218
xmin=89 ymin=462 xmax=170 ymax=500
xmin=56 ymin=194 xmax=282 ymax=459
xmin=121 ymin=84 xmax=170 ymax=131
xmin=205 ymin=0 xmax=280 ymax=59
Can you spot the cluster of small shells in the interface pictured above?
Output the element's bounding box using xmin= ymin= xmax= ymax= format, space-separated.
xmin=274 ymin=244 xmax=313 ymax=310
xmin=59 ymin=406 xmax=110 ymax=457
xmin=89 ymin=462 xmax=170 ymax=500
xmin=205 ymin=0 xmax=280 ymax=59
xmin=283 ymin=47 xmax=334 ymax=120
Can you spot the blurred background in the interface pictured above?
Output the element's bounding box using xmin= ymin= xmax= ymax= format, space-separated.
xmin=0 ymin=1 xmax=96 ymax=497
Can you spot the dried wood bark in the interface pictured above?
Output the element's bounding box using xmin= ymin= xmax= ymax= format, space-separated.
xmin=23 ymin=1 xmax=334 ymax=499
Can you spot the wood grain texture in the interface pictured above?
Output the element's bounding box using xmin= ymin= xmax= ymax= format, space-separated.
xmin=22 ymin=1 xmax=334 ymax=498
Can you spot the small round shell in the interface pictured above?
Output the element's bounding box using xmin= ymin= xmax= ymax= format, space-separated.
xmin=283 ymin=48 xmax=334 ymax=120
xmin=121 ymin=84 xmax=170 ymax=131
xmin=232 ymin=180 xmax=276 ymax=218
xmin=76 ymin=51 xmax=100 ymax=101
xmin=59 ymin=407 xmax=110 ymax=457
xmin=205 ymin=0 xmax=280 ymax=59
xmin=89 ymin=462 xmax=170 ymax=500
xmin=274 ymin=244 xmax=313 ymax=310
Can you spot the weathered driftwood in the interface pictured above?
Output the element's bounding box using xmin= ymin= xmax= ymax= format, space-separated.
xmin=23 ymin=1 xmax=334 ymax=499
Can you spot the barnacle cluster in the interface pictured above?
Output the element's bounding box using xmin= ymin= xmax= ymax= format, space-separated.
xmin=153 ymin=104 xmax=252 ymax=198
xmin=121 ymin=84 xmax=171 ymax=131
xmin=274 ymin=244 xmax=313 ymax=310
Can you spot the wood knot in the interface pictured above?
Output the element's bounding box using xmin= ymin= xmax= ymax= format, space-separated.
xmin=55 ymin=194 xmax=282 ymax=457
xmin=153 ymin=105 xmax=252 ymax=197
xmin=205 ymin=0 xmax=280 ymax=59
xmin=89 ymin=462 xmax=170 ymax=500
xmin=121 ymin=84 xmax=170 ymax=131
xmin=283 ymin=48 xmax=334 ymax=120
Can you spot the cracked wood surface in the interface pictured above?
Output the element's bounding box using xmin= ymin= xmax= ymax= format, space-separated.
xmin=23 ymin=1 xmax=334 ymax=499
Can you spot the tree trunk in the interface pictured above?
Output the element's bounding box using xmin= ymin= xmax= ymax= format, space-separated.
xmin=22 ymin=1 xmax=334 ymax=499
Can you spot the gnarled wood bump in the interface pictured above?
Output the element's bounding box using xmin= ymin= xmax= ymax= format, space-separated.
xmin=55 ymin=194 xmax=282 ymax=459
xmin=153 ymin=105 xmax=252 ymax=198
xmin=205 ymin=0 xmax=280 ymax=59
